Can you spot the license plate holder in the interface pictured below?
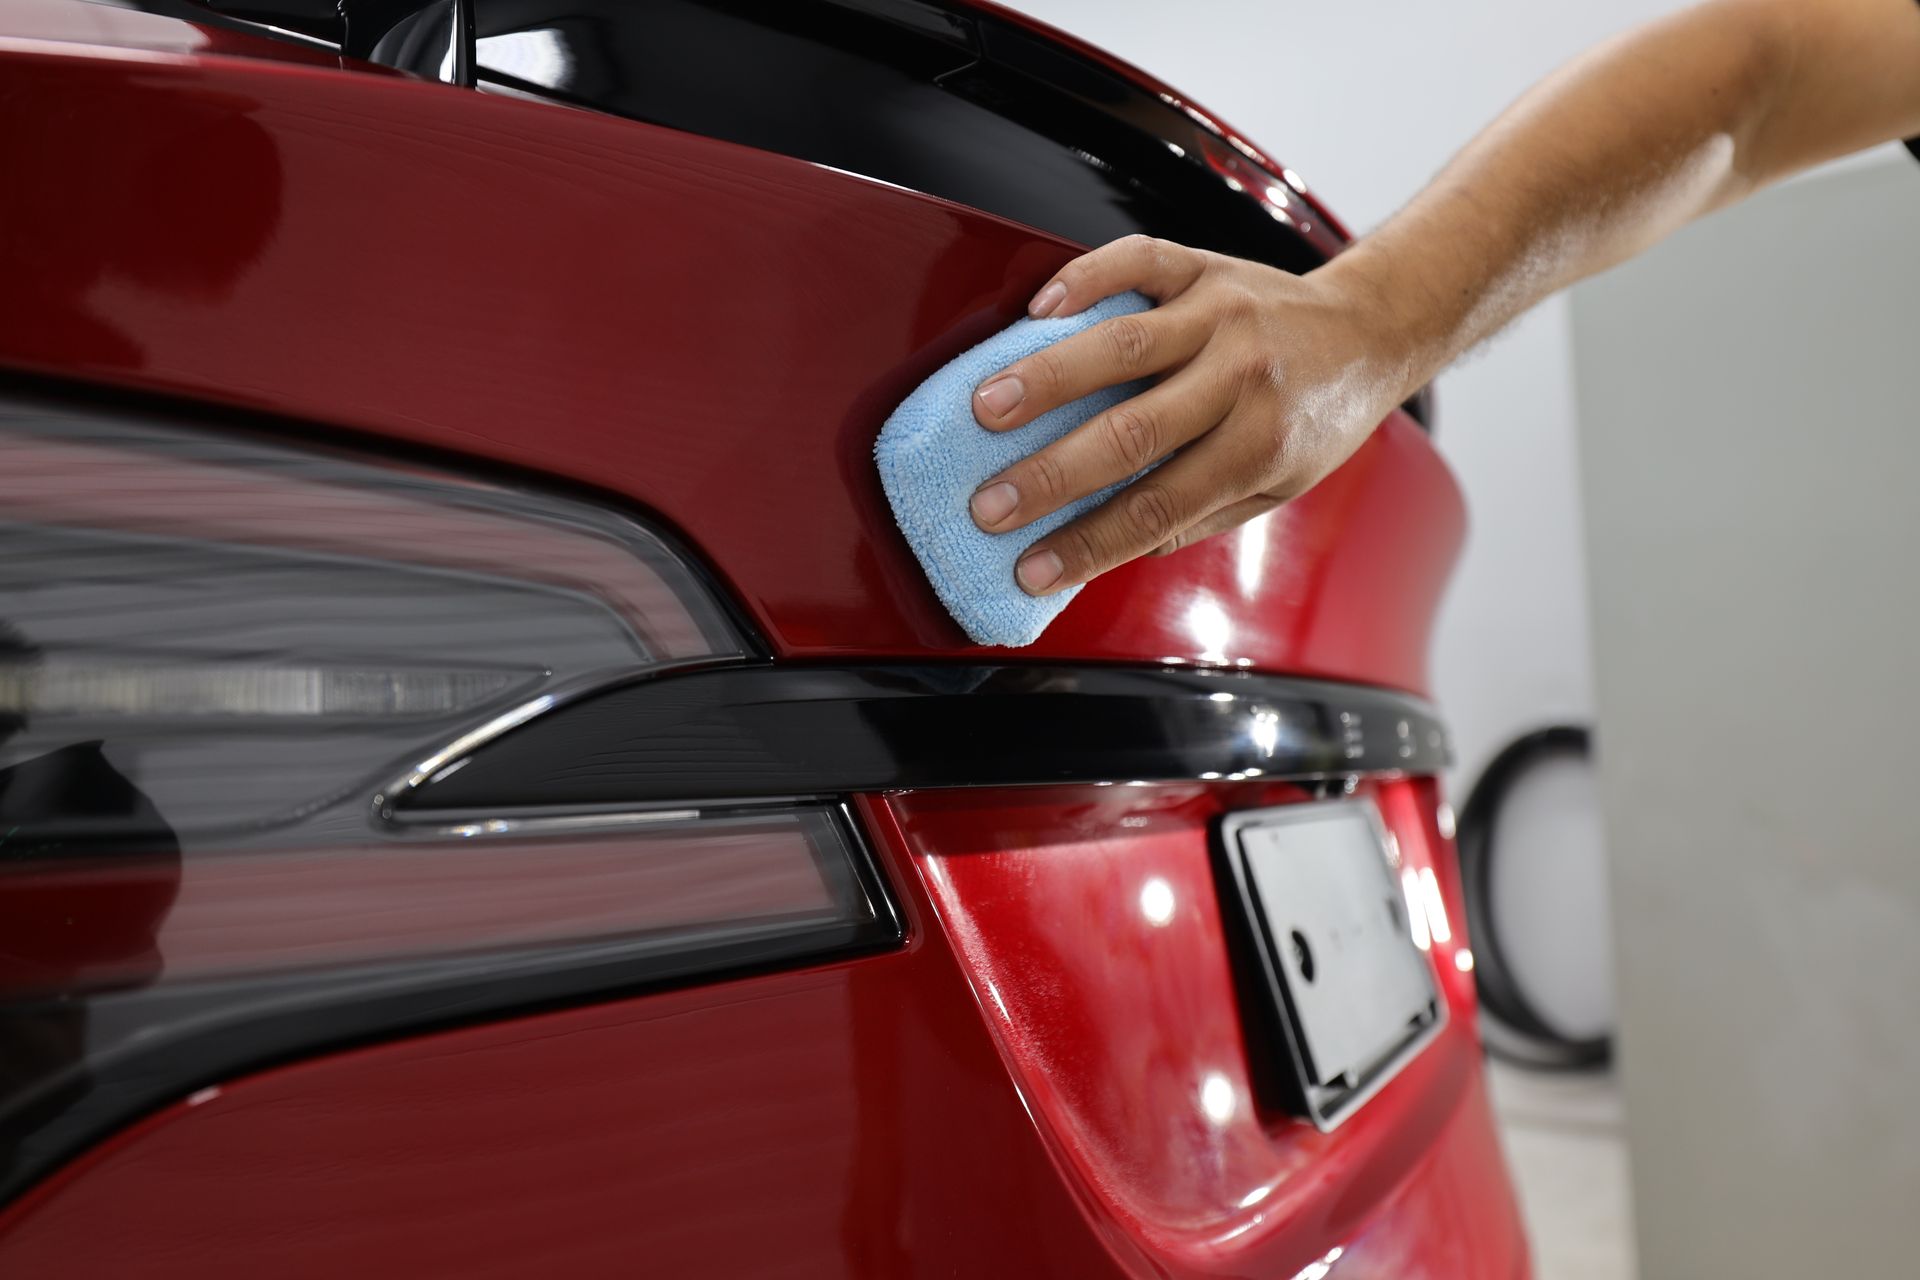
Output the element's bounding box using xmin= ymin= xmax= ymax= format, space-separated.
xmin=1218 ymin=799 xmax=1445 ymax=1130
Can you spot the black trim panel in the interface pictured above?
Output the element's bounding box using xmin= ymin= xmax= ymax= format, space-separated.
xmin=393 ymin=663 xmax=1452 ymax=819
xmin=466 ymin=0 xmax=1327 ymax=277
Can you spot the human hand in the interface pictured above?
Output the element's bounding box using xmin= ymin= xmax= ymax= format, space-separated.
xmin=968 ymin=235 xmax=1423 ymax=596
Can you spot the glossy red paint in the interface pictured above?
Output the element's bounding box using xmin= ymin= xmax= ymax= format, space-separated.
xmin=0 ymin=21 xmax=1462 ymax=693
xmin=881 ymin=777 xmax=1524 ymax=1278
xmin=0 ymin=784 xmax=1525 ymax=1279
xmin=0 ymin=933 xmax=1119 ymax=1277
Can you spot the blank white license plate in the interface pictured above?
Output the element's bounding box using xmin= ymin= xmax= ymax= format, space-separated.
xmin=1218 ymin=800 xmax=1444 ymax=1129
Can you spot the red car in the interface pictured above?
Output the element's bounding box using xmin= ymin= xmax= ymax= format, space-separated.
xmin=0 ymin=1 xmax=1528 ymax=1275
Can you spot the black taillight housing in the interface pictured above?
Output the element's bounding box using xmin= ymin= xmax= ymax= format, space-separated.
xmin=0 ymin=395 xmax=899 ymax=1197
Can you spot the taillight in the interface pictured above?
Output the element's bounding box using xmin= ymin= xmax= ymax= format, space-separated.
xmin=0 ymin=396 xmax=897 ymax=1196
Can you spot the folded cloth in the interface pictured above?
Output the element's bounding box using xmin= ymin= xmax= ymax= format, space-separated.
xmin=875 ymin=291 xmax=1155 ymax=647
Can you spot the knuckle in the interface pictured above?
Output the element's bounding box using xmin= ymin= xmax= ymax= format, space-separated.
xmin=1269 ymin=472 xmax=1312 ymax=504
xmin=1251 ymin=421 xmax=1293 ymax=477
xmin=1240 ymin=351 xmax=1286 ymax=396
xmin=1053 ymin=521 xmax=1104 ymax=578
xmin=1122 ymin=482 xmax=1181 ymax=543
xmin=1023 ymin=346 xmax=1066 ymax=397
xmin=1102 ymin=404 xmax=1159 ymax=472
xmin=1024 ymin=448 xmax=1068 ymax=505
xmin=1268 ymin=424 xmax=1319 ymax=493
xmin=1216 ymin=280 xmax=1261 ymax=322
xmin=1102 ymin=314 xmax=1155 ymax=373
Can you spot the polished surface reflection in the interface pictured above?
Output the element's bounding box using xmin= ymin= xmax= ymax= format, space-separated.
xmin=887 ymin=778 xmax=1515 ymax=1273
xmin=0 ymin=402 xmax=738 ymax=843
xmin=468 ymin=0 xmax=1341 ymax=272
xmin=0 ymin=34 xmax=1461 ymax=686
xmin=398 ymin=663 xmax=1453 ymax=813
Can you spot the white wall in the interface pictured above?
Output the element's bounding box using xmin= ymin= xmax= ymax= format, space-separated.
xmin=1571 ymin=153 xmax=1920 ymax=1279
xmin=1000 ymin=0 xmax=1686 ymax=785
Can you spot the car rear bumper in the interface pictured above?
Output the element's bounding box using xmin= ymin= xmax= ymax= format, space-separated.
xmin=0 ymin=779 xmax=1527 ymax=1280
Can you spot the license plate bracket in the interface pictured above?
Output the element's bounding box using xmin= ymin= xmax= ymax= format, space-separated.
xmin=1218 ymin=799 xmax=1445 ymax=1130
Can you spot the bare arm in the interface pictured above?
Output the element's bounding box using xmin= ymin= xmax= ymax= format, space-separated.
xmin=968 ymin=0 xmax=1920 ymax=596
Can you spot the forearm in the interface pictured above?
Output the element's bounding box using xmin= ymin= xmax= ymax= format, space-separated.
xmin=962 ymin=0 xmax=1920 ymax=592
xmin=1327 ymin=0 xmax=1920 ymax=397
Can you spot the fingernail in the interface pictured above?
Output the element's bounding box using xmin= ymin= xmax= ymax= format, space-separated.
xmin=975 ymin=375 xmax=1024 ymax=419
xmin=1029 ymin=282 xmax=1067 ymax=318
xmin=971 ymin=481 xmax=1018 ymax=526
xmin=1017 ymin=549 xmax=1064 ymax=594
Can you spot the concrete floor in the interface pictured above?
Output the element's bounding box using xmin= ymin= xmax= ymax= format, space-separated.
xmin=1486 ymin=1062 xmax=1635 ymax=1280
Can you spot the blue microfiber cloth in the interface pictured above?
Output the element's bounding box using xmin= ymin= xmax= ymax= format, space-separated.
xmin=875 ymin=291 xmax=1155 ymax=648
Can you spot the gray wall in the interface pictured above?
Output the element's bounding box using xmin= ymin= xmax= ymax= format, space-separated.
xmin=1573 ymin=157 xmax=1920 ymax=1277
